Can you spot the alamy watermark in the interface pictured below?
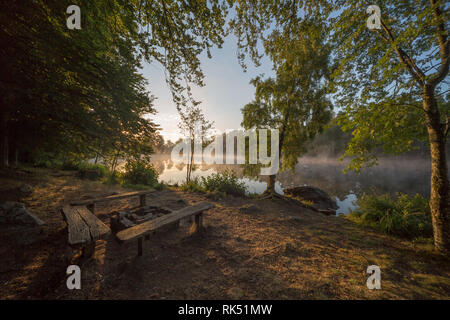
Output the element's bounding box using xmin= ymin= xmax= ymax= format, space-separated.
xmin=65 ymin=4 xmax=382 ymax=31
xmin=366 ymin=265 xmax=381 ymax=289
xmin=171 ymin=129 xmax=280 ymax=175
xmin=367 ymin=5 xmax=381 ymax=30
xmin=66 ymin=5 xmax=81 ymax=30
xmin=66 ymin=265 xmax=81 ymax=290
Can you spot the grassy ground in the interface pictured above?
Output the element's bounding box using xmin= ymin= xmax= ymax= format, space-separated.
xmin=0 ymin=167 xmax=449 ymax=299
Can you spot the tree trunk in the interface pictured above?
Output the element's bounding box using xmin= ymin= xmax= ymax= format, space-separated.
xmin=186 ymin=138 xmax=194 ymax=182
xmin=264 ymin=105 xmax=290 ymax=195
xmin=423 ymin=87 xmax=450 ymax=255
xmin=266 ymin=174 xmax=276 ymax=193
xmin=111 ymin=150 xmax=120 ymax=172
xmin=1 ymin=110 xmax=9 ymax=168
xmin=15 ymin=147 xmax=18 ymax=167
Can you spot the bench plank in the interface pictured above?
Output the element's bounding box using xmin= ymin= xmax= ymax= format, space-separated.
xmin=116 ymin=202 xmax=214 ymax=243
xmin=74 ymin=206 xmax=111 ymax=241
xmin=61 ymin=206 xmax=91 ymax=245
xmin=70 ymin=190 xmax=156 ymax=206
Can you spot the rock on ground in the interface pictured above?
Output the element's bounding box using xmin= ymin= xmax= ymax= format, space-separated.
xmin=0 ymin=201 xmax=45 ymax=245
xmin=284 ymin=186 xmax=338 ymax=212
xmin=0 ymin=201 xmax=45 ymax=226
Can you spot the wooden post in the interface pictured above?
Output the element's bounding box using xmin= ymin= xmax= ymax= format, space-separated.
xmin=87 ymin=202 xmax=96 ymax=214
xmin=137 ymin=237 xmax=143 ymax=256
xmin=139 ymin=194 xmax=146 ymax=207
xmin=190 ymin=213 xmax=203 ymax=234
xmin=82 ymin=242 xmax=95 ymax=259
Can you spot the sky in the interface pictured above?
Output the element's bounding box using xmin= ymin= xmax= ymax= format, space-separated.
xmin=141 ymin=34 xmax=274 ymax=142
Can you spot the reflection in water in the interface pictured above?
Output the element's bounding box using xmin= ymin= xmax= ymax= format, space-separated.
xmin=151 ymin=154 xmax=434 ymax=214
xmin=335 ymin=193 xmax=358 ymax=215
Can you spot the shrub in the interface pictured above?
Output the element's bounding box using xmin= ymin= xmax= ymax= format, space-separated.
xmin=121 ymin=160 xmax=158 ymax=187
xmin=154 ymin=182 xmax=166 ymax=191
xmin=33 ymin=152 xmax=64 ymax=168
xmin=201 ymin=170 xmax=247 ymax=197
xmin=180 ymin=176 xmax=204 ymax=193
xmin=104 ymin=171 xmax=121 ymax=185
xmin=77 ymin=163 xmax=109 ymax=180
xmin=61 ymin=161 xmax=81 ymax=171
xmin=347 ymin=193 xmax=432 ymax=238
xmin=180 ymin=170 xmax=248 ymax=197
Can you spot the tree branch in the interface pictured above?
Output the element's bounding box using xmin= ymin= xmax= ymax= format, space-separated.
xmin=428 ymin=0 xmax=449 ymax=87
xmin=378 ymin=18 xmax=426 ymax=86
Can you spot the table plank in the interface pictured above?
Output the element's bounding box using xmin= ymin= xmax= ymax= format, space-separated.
xmin=61 ymin=206 xmax=91 ymax=245
xmin=70 ymin=190 xmax=156 ymax=206
xmin=75 ymin=206 xmax=111 ymax=241
xmin=116 ymin=202 xmax=214 ymax=243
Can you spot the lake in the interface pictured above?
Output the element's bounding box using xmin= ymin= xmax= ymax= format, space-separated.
xmin=150 ymin=155 xmax=433 ymax=215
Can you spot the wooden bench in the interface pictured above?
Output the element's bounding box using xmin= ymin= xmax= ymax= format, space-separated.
xmin=61 ymin=205 xmax=111 ymax=259
xmin=70 ymin=189 xmax=157 ymax=213
xmin=116 ymin=201 xmax=214 ymax=256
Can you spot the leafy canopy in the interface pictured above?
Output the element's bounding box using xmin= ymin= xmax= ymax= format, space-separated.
xmin=241 ymin=21 xmax=332 ymax=172
xmin=230 ymin=0 xmax=449 ymax=170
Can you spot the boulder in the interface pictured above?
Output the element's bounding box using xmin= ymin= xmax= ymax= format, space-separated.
xmin=0 ymin=201 xmax=44 ymax=226
xmin=0 ymin=201 xmax=45 ymax=245
xmin=284 ymin=186 xmax=338 ymax=212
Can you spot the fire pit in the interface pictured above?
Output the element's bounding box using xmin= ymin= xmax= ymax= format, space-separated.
xmin=110 ymin=205 xmax=172 ymax=233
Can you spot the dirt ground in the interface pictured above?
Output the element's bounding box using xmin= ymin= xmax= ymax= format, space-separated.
xmin=0 ymin=167 xmax=449 ymax=299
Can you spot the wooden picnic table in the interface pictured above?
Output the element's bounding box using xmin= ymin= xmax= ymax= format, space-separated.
xmin=62 ymin=189 xmax=214 ymax=258
xmin=116 ymin=201 xmax=214 ymax=256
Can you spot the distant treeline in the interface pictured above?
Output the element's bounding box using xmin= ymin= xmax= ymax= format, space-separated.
xmin=304 ymin=122 xmax=442 ymax=160
xmin=153 ymin=122 xmax=444 ymax=161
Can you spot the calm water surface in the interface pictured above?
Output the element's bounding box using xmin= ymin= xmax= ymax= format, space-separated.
xmin=151 ymin=155 xmax=433 ymax=214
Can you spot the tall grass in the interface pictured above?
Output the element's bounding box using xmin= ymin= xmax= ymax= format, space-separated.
xmin=180 ymin=170 xmax=247 ymax=197
xmin=347 ymin=193 xmax=432 ymax=238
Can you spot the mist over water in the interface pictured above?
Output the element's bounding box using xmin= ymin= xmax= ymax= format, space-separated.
xmin=150 ymin=154 xmax=439 ymax=214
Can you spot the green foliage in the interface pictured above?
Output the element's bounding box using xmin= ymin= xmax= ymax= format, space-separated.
xmin=348 ymin=193 xmax=432 ymax=238
xmin=241 ymin=20 xmax=332 ymax=188
xmin=230 ymin=0 xmax=448 ymax=169
xmin=60 ymin=162 xmax=82 ymax=171
xmin=304 ymin=123 xmax=352 ymax=158
xmin=180 ymin=177 xmax=205 ymax=193
xmin=180 ymin=171 xmax=248 ymax=197
xmin=154 ymin=182 xmax=166 ymax=191
xmin=121 ymin=160 xmax=158 ymax=187
xmin=33 ymin=152 xmax=64 ymax=169
xmin=201 ymin=170 xmax=247 ymax=197
xmin=104 ymin=171 xmax=121 ymax=186
xmin=230 ymin=0 xmax=449 ymax=252
xmin=77 ymin=163 xmax=109 ymax=180
xmin=1 ymin=0 xmax=230 ymax=167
